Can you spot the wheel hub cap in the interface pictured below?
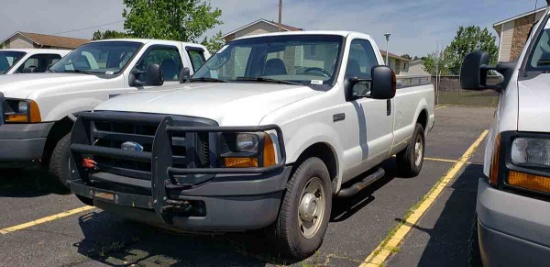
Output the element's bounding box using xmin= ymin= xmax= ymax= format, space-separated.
xmin=299 ymin=193 xmax=318 ymax=222
xmin=298 ymin=177 xmax=325 ymax=239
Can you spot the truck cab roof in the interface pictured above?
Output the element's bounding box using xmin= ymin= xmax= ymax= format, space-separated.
xmin=89 ymin=38 xmax=208 ymax=50
xmin=234 ymin=30 xmax=374 ymax=41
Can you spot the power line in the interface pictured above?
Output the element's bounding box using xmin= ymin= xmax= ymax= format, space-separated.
xmin=49 ymin=20 xmax=124 ymax=35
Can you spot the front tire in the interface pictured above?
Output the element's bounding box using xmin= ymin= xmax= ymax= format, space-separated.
xmin=396 ymin=123 xmax=425 ymax=177
xmin=274 ymin=157 xmax=332 ymax=259
xmin=49 ymin=134 xmax=71 ymax=189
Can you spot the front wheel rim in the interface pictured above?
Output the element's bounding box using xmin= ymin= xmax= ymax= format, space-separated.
xmin=414 ymin=134 xmax=423 ymax=167
xmin=298 ymin=177 xmax=325 ymax=239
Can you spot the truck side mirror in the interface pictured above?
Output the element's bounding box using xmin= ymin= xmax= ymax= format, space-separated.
xmin=179 ymin=67 xmax=191 ymax=83
xmin=145 ymin=64 xmax=164 ymax=86
xmin=460 ymin=51 xmax=515 ymax=92
xmin=460 ymin=51 xmax=490 ymax=90
xmin=370 ymin=65 xmax=396 ymax=100
xmin=129 ymin=64 xmax=164 ymax=87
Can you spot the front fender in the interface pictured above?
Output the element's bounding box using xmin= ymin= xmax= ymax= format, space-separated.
xmin=40 ymin=97 xmax=103 ymax=122
xmin=282 ymin=122 xmax=345 ymax=192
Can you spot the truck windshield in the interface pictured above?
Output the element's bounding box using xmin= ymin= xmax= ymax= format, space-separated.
xmin=0 ymin=51 xmax=26 ymax=74
xmin=192 ymin=35 xmax=344 ymax=85
xmin=528 ymin=16 xmax=550 ymax=70
xmin=49 ymin=41 xmax=142 ymax=75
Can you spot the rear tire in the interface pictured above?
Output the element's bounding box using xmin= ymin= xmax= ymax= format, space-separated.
xmin=274 ymin=157 xmax=332 ymax=259
xmin=396 ymin=123 xmax=425 ymax=177
xmin=49 ymin=134 xmax=71 ymax=189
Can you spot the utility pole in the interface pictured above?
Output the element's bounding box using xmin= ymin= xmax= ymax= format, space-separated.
xmin=278 ymin=0 xmax=283 ymax=31
xmin=384 ymin=33 xmax=391 ymax=66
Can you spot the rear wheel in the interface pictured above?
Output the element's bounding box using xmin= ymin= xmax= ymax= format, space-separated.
xmin=396 ymin=123 xmax=425 ymax=177
xmin=274 ymin=157 xmax=332 ymax=259
xmin=49 ymin=134 xmax=71 ymax=189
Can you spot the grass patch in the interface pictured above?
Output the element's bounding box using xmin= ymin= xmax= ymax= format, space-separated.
xmin=436 ymin=90 xmax=498 ymax=107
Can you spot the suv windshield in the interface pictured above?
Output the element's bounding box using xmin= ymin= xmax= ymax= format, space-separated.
xmin=193 ymin=34 xmax=343 ymax=85
xmin=529 ymin=16 xmax=550 ymax=70
xmin=0 ymin=51 xmax=26 ymax=74
xmin=50 ymin=41 xmax=142 ymax=74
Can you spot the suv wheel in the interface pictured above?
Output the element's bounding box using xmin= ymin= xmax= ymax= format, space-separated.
xmin=274 ymin=157 xmax=332 ymax=259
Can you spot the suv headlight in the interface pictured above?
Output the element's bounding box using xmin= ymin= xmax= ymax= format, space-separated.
xmin=492 ymin=132 xmax=550 ymax=195
xmin=3 ymin=99 xmax=41 ymax=123
xmin=220 ymin=132 xmax=276 ymax=168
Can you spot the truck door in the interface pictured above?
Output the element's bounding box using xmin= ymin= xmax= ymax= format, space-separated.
xmin=134 ymin=45 xmax=185 ymax=86
xmin=346 ymin=39 xmax=394 ymax=168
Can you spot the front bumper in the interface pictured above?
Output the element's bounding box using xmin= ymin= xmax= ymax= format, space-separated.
xmin=69 ymin=111 xmax=289 ymax=231
xmin=71 ymin=167 xmax=291 ymax=231
xmin=0 ymin=122 xmax=53 ymax=166
xmin=476 ymin=178 xmax=550 ymax=266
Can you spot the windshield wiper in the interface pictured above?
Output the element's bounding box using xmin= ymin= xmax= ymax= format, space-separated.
xmin=236 ymin=76 xmax=300 ymax=85
xmin=187 ymin=77 xmax=226 ymax=83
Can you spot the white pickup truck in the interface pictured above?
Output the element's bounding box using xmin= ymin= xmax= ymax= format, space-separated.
xmin=67 ymin=31 xmax=434 ymax=259
xmin=0 ymin=49 xmax=70 ymax=74
xmin=0 ymin=39 xmax=210 ymax=183
xmin=460 ymin=2 xmax=550 ymax=266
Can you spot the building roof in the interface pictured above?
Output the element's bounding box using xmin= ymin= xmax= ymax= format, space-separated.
xmin=493 ymin=7 xmax=546 ymax=27
xmin=1 ymin=32 xmax=89 ymax=49
xmin=222 ymin=18 xmax=303 ymax=38
xmin=380 ymin=50 xmax=410 ymax=62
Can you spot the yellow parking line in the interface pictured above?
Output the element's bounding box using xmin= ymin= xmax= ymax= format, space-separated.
xmin=435 ymin=105 xmax=446 ymax=110
xmin=424 ymin=157 xmax=459 ymax=164
xmin=360 ymin=130 xmax=488 ymax=267
xmin=0 ymin=206 xmax=95 ymax=235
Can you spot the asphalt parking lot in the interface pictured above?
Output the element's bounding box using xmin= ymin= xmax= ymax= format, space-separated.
xmin=0 ymin=106 xmax=494 ymax=267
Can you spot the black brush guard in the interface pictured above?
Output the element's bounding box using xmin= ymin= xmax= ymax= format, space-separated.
xmin=69 ymin=111 xmax=286 ymax=223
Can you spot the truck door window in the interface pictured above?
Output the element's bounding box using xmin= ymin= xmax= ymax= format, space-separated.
xmin=17 ymin=54 xmax=62 ymax=73
xmin=529 ymin=19 xmax=550 ymax=69
xmin=136 ymin=46 xmax=183 ymax=81
xmin=345 ymin=39 xmax=379 ymax=98
xmin=0 ymin=51 xmax=25 ymax=74
xmin=186 ymin=48 xmax=206 ymax=72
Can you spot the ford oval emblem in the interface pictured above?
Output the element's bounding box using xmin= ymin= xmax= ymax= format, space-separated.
xmin=121 ymin=141 xmax=144 ymax=152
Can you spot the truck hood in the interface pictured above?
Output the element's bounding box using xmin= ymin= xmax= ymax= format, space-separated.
xmin=0 ymin=73 xmax=105 ymax=99
xmin=518 ymin=74 xmax=550 ymax=132
xmin=95 ymin=82 xmax=322 ymax=125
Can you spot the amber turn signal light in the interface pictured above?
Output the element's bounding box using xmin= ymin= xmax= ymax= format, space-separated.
xmin=508 ymin=171 xmax=550 ymax=193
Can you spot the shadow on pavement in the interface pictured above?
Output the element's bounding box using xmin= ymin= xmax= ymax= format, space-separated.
xmin=72 ymin=159 xmax=403 ymax=267
xmin=0 ymin=167 xmax=70 ymax=197
xmin=395 ymin=164 xmax=483 ymax=267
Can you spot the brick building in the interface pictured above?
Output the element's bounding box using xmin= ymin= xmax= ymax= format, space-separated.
xmin=493 ymin=7 xmax=545 ymax=62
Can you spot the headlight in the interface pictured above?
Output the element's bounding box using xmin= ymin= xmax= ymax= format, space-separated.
xmin=221 ymin=132 xmax=276 ymax=168
xmin=511 ymin=138 xmax=550 ymax=167
xmin=235 ymin=133 xmax=260 ymax=153
xmin=492 ymin=133 xmax=550 ymax=195
xmin=3 ymin=99 xmax=41 ymax=123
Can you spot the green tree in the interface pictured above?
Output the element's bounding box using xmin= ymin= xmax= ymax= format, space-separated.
xmin=422 ymin=49 xmax=453 ymax=75
xmin=400 ymin=54 xmax=412 ymax=60
xmin=122 ymin=0 xmax=222 ymax=43
xmin=92 ymin=30 xmax=132 ymax=40
xmin=201 ymin=31 xmax=225 ymax=53
xmin=445 ymin=26 xmax=498 ymax=74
